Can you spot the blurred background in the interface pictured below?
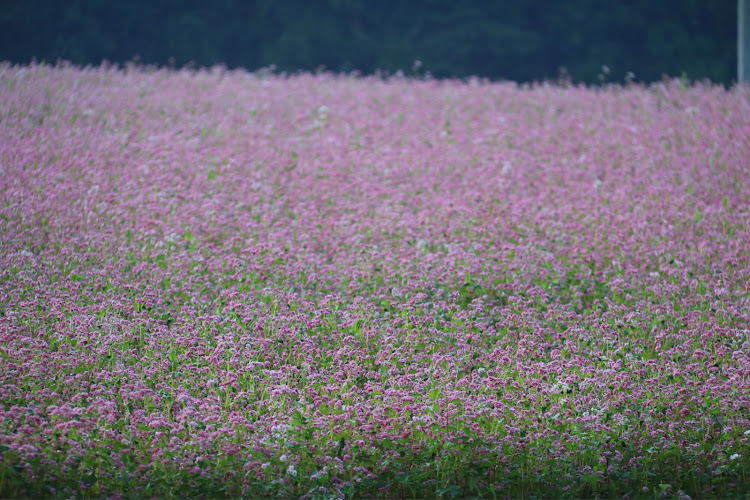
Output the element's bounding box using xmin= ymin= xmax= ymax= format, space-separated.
xmin=0 ymin=0 xmax=736 ymax=85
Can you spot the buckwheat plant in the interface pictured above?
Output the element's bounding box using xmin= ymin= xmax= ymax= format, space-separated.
xmin=1 ymin=62 xmax=749 ymax=499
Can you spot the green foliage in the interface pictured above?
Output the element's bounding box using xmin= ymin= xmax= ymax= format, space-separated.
xmin=0 ymin=0 xmax=735 ymax=84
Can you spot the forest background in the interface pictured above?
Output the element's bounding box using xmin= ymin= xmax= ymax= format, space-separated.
xmin=0 ymin=0 xmax=736 ymax=85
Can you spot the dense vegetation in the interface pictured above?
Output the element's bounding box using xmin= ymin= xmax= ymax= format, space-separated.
xmin=0 ymin=0 xmax=736 ymax=84
xmin=1 ymin=63 xmax=749 ymax=498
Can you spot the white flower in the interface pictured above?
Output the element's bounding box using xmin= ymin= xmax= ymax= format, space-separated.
xmin=279 ymin=454 xmax=287 ymax=462
xmin=287 ymin=464 xmax=297 ymax=476
xmin=551 ymin=381 xmax=570 ymax=394
xmin=730 ymin=453 xmax=742 ymax=460
xmin=261 ymin=462 xmax=270 ymax=469
xmin=501 ymin=161 xmax=512 ymax=175
xmin=315 ymin=105 xmax=329 ymax=121
xmin=271 ymin=424 xmax=290 ymax=438
xmin=744 ymin=429 xmax=750 ymax=436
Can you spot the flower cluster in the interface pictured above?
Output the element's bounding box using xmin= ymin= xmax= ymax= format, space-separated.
xmin=1 ymin=62 xmax=749 ymax=498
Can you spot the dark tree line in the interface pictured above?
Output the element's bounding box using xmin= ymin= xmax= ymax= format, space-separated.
xmin=0 ymin=0 xmax=736 ymax=84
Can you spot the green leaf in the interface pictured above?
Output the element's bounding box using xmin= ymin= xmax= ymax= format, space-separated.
xmin=291 ymin=410 xmax=307 ymax=427
xmin=427 ymin=388 xmax=442 ymax=400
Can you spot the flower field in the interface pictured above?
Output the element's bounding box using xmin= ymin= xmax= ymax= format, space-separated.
xmin=1 ymin=63 xmax=749 ymax=499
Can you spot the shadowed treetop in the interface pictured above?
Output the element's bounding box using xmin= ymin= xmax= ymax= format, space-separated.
xmin=0 ymin=0 xmax=735 ymax=84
